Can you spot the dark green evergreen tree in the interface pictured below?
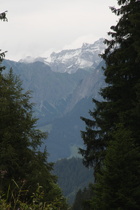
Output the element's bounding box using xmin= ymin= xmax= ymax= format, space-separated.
xmin=72 ymin=184 xmax=93 ymax=210
xmin=91 ymin=124 xmax=140 ymax=210
xmin=80 ymin=0 xmax=140 ymax=174
xmin=0 ymin=68 xmax=66 ymax=204
xmin=80 ymin=0 xmax=140 ymax=209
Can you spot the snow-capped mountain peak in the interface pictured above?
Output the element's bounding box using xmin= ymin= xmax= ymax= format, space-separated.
xmin=44 ymin=38 xmax=105 ymax=73
xmin=19 ymin=38 xmax=105 ymax=74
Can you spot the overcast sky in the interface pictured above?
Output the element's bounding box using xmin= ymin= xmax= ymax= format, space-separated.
xmin=0 ymin=0 xmax=118 ymax=61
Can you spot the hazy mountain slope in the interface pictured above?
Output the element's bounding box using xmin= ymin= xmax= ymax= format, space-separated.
xmin=46 ymin=97 xmax=93 ymax=161
xmin=53 ymin=157 xmax=94 ymax=204
xmin=3 ymin=39 xmax=106 ymax=162
xmin=4 ymin=59 xmax=105 ymax=162
xmin=4 ymin=60 xmax=89 ymax=124
xmin=46 ymin=62 xmax=105 ymax=161
xmin=65 ymin=60 xmax=105 ymax=113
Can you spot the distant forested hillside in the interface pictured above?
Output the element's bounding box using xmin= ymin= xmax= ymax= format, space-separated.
xmin=53 ymin=157 xmax=94 ymax=204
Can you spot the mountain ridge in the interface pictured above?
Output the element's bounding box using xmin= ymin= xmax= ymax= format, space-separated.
xmin=19 ymin=38 xmax=105 ymax=74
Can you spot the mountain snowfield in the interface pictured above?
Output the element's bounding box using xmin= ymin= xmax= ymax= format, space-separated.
xmin=20 ymin=38 xmax=106 ymax=74
xmin=5 ymin=38 xmax=106 ymax=161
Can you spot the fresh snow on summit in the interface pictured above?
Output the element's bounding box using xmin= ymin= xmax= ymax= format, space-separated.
xmin=19 ymin=38 xmax=106 ymax=74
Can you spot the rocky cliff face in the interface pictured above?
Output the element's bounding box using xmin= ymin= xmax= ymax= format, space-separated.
xmin=45 ymin=38 xmax=105 ymax=73
xmin=65 ymin=61 xmax=105 ymax=113
xmin=4 ymin=60 xmax=89 ymax=122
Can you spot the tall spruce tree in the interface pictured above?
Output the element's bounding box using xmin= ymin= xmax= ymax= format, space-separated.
xmin=80 ymin=0 xmax=140 ymax=173
xmin=80 ymin=0 xmax=140 ymax=208
xmin=0 ymin=66 xmax=67 ymax=206
xmin=91 ymin=124 xmax=140 ymax=209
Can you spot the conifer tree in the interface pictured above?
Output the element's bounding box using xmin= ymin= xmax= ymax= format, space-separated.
xmin=0 ymin=68 xmax=66 ymax=205
xmin=91 ymin=124 xmax=140 ymax=209
xmin=0 ymin=11 xmax=7 ymax=73
xmin=80 ymin=0 xmax=140 ymax=174
xmin=80 ymin=1 xmax=140 ymax=208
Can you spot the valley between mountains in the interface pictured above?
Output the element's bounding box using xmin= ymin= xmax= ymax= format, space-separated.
xmin=4 ymin=38 xmax=106 ymax=162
